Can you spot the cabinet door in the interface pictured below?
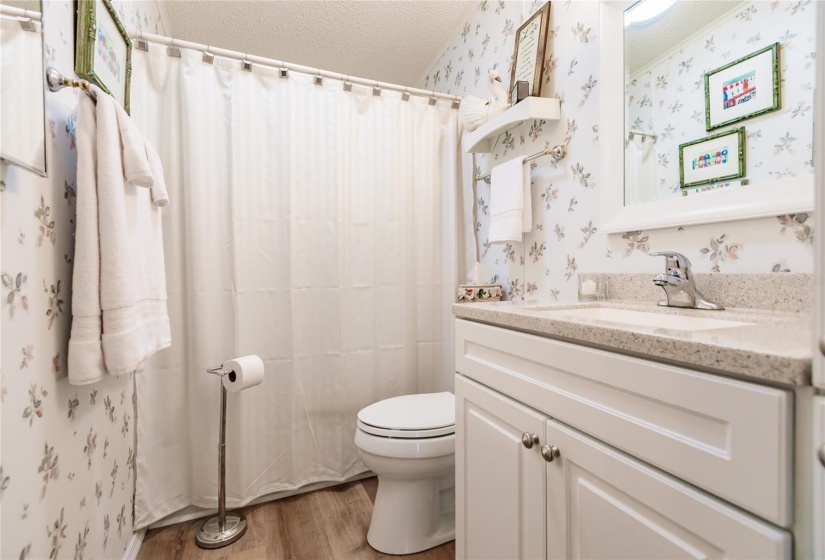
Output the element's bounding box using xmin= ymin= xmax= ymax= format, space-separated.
xmin=545 ymin=418 xmax=791 ymax=560
xmin=455 ymin=375 xmax=546 ymax=560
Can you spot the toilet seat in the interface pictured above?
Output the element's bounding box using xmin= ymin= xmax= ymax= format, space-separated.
xmin=357 ymin=419 xmax=455 ymax=439
xmin=357 ymin=392 xmax=455 ymax=439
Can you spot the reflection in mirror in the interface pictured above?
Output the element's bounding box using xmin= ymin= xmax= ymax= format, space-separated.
xmin=0 ymin=0 xmax=46 ymax=177
xmin=623 ymin=0 xmax=815 ymax=206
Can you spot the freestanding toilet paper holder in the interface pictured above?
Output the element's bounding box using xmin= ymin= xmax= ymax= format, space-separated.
xmin=195 ymin=364 xmax=248 ymax=549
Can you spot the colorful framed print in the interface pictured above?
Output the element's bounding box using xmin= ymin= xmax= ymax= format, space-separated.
xmin=509 ymin=2 xmax=550 ymax=101
xmin=678 ymin=128 xmax=745 ymax=189
xmin=704 ymin=42 xmax=779 ymax=131
xmin=75 ymin=0 xmax=131 ymax=113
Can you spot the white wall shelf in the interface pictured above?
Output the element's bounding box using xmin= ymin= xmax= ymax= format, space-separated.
xmin=462 ymin=96 xmax=561 ymax=154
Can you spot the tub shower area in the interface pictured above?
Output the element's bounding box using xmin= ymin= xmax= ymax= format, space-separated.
xmin=127 ymin=39 xmax=468 ymax=530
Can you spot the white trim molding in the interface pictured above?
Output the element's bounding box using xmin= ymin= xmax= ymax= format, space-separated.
xmin=813 ymin=0 xmax=825 ymax=393
xmin=122 ymin=529 xmax=146 ymax=560
xmin=598 ymin=0 xmax=815 ymax=235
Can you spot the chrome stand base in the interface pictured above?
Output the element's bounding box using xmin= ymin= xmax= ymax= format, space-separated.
xmin=195 ymin=513 xmax=247 ymax=549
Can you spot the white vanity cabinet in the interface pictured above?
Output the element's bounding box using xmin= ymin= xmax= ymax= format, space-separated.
xmin=455 ymin=319 xmax=795 ymax=560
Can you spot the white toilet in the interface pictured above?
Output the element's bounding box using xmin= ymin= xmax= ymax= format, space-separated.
xmin=354 ymin=392 xmax=456 ymax=555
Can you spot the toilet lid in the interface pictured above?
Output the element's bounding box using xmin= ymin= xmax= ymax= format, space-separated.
xmin=358 ymin=392 xmax=455 ymax=434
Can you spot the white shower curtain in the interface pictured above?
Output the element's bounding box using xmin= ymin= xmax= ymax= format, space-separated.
xmin=625 ymin=136 xmax=658 ymax=205
xmin=129 ymin=45 xmax=472 ymax=528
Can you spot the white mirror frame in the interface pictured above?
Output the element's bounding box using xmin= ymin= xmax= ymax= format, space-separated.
xmin=598 ymin=0 xmax=815 ymax=234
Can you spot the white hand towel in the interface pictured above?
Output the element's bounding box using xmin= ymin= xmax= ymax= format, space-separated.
xmin=488 ymin=156 xmax=532 ymax=243
xmin=116 ymin=102 xmax=169 ymax=207
xmin=144 ymin=143 xmax=169 ymax=207
xmin=68 ymin=87 xmax=171 ymax=384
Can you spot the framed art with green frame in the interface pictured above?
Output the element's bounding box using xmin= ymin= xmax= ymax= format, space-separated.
xmin=75 ymin=0 xmax=131 ymax=113
xmin=678 ymin=128 xmax=745 ymax=189
xmin=704 ymin=42 xmax=779 ymax=131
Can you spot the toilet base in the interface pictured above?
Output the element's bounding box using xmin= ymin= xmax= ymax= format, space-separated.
xmin=366 ymin=474 xmax=455 ymax=555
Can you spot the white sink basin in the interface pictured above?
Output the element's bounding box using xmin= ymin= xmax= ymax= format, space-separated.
xmin=539 ymin=306 xmax=754 ymax=331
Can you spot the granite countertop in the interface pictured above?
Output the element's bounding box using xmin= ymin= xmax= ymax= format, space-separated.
xmin=452 ymin=299 xmax=813 ymax=386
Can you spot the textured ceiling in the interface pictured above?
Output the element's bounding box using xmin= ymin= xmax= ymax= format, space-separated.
xmin=626 ymin=0 xmax=748 ymax=75
xmin=164 ymin=0 xmax=476 ymax=87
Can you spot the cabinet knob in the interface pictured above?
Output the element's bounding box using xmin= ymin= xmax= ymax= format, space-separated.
xmin=521 ymin=432 xmax=539 ymax=449
xmin=541 ymin=445 xmax=560 ymax=462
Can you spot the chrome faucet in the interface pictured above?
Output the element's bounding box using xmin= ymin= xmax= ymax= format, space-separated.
xmin=650 ymin=251 xmax=724 ymax=310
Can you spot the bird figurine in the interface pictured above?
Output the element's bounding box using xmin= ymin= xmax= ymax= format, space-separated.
xmin=459 ymin=69 xmax=511 ymax=132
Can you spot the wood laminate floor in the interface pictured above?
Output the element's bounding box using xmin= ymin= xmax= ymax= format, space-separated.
xmin=137 ymin=477 xmax=456 ymax=560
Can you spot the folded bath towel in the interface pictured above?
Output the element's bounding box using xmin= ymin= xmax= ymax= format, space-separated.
xmin=488 ymin=156 xmax=532 ymax=243
xmin=67 ymin=92 xmax=106 ymax=383
xmin=68 ymin=87 xmax=171 ymax=384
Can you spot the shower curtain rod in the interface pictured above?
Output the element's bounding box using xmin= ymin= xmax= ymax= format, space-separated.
xmin=0 ymin=4 xmax=41 ymax=25
xmin=130 ymin=31 xmax=462 ymax=104
xmin=628 ymin=129 xmax=658 ymax=140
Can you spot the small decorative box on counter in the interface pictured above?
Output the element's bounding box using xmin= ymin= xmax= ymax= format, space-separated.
xmin=458 ymin=284 xmax=503 ymax=302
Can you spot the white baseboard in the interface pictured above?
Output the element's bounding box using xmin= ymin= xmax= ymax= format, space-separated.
xmin=122 ymin=528 xmax=146 ymax=560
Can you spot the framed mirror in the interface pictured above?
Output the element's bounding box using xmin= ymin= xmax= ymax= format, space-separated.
xmin=599 ymin=0 xmax=815 ymax=233
xmin=0 ymin=0 xmax=47 ymax=177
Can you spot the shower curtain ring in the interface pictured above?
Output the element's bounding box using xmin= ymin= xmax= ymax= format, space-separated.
xmin=202 ymin=46 xmax=214 ymax=64
xmin=167 ymin=38 xmax=181 ymax=58
xmin=242 ymin=54 xmax=252 ymax=72
xmin=402 ymin=88 xmax=410 ymax=101
xmin=343 ymin=76 xmax=352 ymax=92
xmin=372 ymin=81 xmax=381 ymax=97
xmin=314 ymin=70 xmax=323 ymax=86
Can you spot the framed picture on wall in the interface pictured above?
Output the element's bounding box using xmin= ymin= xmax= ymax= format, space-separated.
xmin=679 ymin=128 xmax=745 ymax=189
xmin=704 ymin=42 xmax=779 ymax=131
xmin=509 ymin=2 xmax=550 ymax=103
xmin=75 ymin=0 xmax=132 ymax=113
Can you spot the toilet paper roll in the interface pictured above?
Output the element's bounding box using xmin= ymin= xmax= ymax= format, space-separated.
xmin=222 ymin=355 xmax=264 ymax=393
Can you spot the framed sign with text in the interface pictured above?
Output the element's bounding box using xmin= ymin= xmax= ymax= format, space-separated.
xmin=679 ymin=127 xmax=746 ymax=189
xmin=704 ymin=42 xmax=780 ymax=131
xmin=75 ymin=0 xmax=132 ymax=113
xmin=509 ymin=2 xmax=551 ymax=103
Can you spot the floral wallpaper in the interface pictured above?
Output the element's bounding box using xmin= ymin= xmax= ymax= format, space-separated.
xmin=626 ymin=0 xmax=815 ymax=201
xmin=1 ymin=2 xmax=170 ymax=559
xmin=421 ymin=0 xmax=816 ymax=302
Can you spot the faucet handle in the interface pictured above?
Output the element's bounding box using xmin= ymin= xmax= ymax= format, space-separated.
xmin=650 ymin=251 xmax=691 ymax=275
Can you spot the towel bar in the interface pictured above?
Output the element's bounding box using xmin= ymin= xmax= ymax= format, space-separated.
xmin=474 ymin=144 xmax=567 ymax=184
